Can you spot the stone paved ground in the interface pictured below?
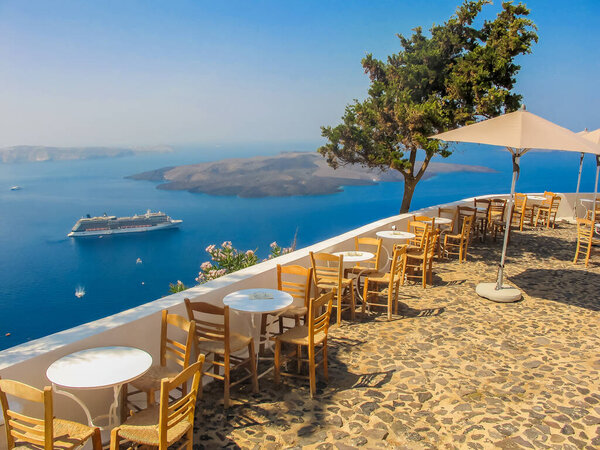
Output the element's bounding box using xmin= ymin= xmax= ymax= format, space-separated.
xmin=193 ymin=223 xmax=600 ymax=449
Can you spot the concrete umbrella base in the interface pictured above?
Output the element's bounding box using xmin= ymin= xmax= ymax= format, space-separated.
xmin=476 ymin=282 xmax=522 ymax=303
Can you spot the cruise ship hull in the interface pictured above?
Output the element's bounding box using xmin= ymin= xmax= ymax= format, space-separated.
xmin=68 ymin=220 xmax=182 ymax=237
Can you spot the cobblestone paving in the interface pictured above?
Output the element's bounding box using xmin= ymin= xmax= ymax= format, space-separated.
xmin=193 ymin=223 xmax=600 ymax=449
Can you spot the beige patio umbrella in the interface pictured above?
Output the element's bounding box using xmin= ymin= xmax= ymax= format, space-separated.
xmin=580 ymin=128 xmax=600 ymax=220
xmin=429 ymin=106 xmax=600 ymax=303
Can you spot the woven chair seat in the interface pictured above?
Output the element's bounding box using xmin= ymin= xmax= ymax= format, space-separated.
xmin=366 ymin=272 xmax=401 ymax=284
xmin=278 ymin=325 xmax=326 ymax=346
xmin=14 ymin=418 xmax=97 ymax=449
xmin=316 ymin=277 xmax=352 ymax=291
xmin=345 ymin=266 xmax=377 ymax=275
xmin=116 ymin=405 xmax=190 ymax=446
xmin=130 ymin=365 xmax=179 ymax=393
xmin=280 ymin=305 xmax=308 ymax=318
xmin=199 ymin=332 xmax=251 ymax=354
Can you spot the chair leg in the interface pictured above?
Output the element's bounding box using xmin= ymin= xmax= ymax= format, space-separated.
xmin=110 ymin=428 xmax=121 ymax=450
xmin=248 ymin=340 xmax=259 ymax=393
xmin=336 ymin=289 xmax=342 ymax=325
xmin=362 ymin=279 xmax=369 ymax=315
xmin=91 ymin=427 xmax=102 ymax=450
xmin=146 ymin=388 xmax=155 ymax=406
xmin=297 ymin=344 xmax=302 ymax=373
xmin=223 ymin=353 xmax=230 ymax=409
xmin=393 ymin=282 xmax=399 ymax=315
xmin=186 ymin=428 xmax=193 ymax=450
xmin=349 ymin=280 xmax=356 ymax=321
xmin=387 ymin=287 xmax=392 ymax=321
xmin=308 ymin=345 xmax=316 ymax=398
xmin=274 ymin=340 xmax=281 ymax=383
xmin=259 ymin=313 xmax=268 ymax=355
xmin=322 ymin=341 xmax=329 ymax=381
xmin=120 ymin=383 xmax=128 ymax=424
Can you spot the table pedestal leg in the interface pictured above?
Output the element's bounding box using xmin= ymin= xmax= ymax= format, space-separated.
xmin=52 ymin=384 xmax=94 ymax=428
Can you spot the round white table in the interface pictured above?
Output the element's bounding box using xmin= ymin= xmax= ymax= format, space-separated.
xmin=223 ymin=289 xmax=293 ymax=379
xmin=47 ymin=346 xmax=152 ymax=430
xmin=332 ymin=250 xmax=375 ymax=263
xmin=434 ymin=217 xmax=453 ymax=225
xmin=376 ymin=231 xmax=415 ymax=271
xmin=527 ymin=195 xmax=547 ymax=203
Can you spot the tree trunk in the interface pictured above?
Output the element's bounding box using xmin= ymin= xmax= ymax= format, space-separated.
xmin=400 ymin=177 xmax=417 ymax=213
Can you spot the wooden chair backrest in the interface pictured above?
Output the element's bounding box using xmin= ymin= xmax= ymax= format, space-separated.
xmin=157 ymin=356 xmax=204 ymax=449
xmin=425 ymin=230 xmax=439 ymax=260
xmin=576 ymin=218 xmax=594 ymax=243
xmin=489 ymin=198 xmax=507 ymax=221
xmin=160 ymin=310 xmax=197 ymax=370
xmin=474 ymin=198 xmax=491 ymax=213
xmin=308 ymin=292 xmax=333 ymax=348
xmin=354 ymin=237 xmax=382 ymax=270
xmin=310 ymin=252 xmax=343 ymax=289
xmin=277 ymin=264 xmax=312 ymax=308
xmin=457 ymin=206 xmax=477 ymax=230
xmin=184 ymin=299 xmax=229 ymax=354
xmin=514 ymin=194 xmax=527 ymax=212
xmin=541 ymin=191 xmax=555 ymax=207
xmin=459 ymin=215 xmax=474 ymax=240
xmin=0 ymin=378 xmax=53 ymax=449
xmin=438 ymin=207 xmax=458 ymax=233
xmin=407 ymin=221 xmax=430 ymax=248
xmin=550 ymin=194 xmax=561 ymax=212
xmin=412 ymin=215 xmax=435 ymax=226
xmin=390 ymin=245 xmax=407 ymax=283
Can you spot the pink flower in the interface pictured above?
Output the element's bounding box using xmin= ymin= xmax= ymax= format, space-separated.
xmin=216 ymin=269 xmax=227 ymax=277
xmin=200 ymin=261 xmax=212 ymax=271
xmin=270 ymin=241 xmax=278 ymax=249
xmin=205 ymin=244 xmax=216 ymax=253
xmin=245 ymin=250 xmax=255 ymax=256
xmin=221 ymin=241 xmax=232 ymax=249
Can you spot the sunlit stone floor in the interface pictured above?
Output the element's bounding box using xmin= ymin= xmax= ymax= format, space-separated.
xmin=193 ymin=223 xmax=600 ymax=449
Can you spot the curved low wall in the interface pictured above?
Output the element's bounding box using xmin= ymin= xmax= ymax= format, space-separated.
xmin=0 ymin=192 xmax=585 ymax=448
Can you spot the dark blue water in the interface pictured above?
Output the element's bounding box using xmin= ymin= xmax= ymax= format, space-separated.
xmin=0 ymin=142 xmax=593 ymax=349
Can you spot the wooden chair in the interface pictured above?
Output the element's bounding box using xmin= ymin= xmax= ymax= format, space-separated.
xmin=535 ymin=193 xmax=561 ymax=228
xmin=344 ymin=236 xmax=383 ymax=278
xmin=443 ymin=215 xmax=473 ymax=263
xmin=438 ymin=207 xmax=458 ymax=234
xmin=110 ymin=356 xmax=204 ymax=450
xmin=274 ymin=291 xmax=334 ymax=398
xmin=573 ymin=218 xmax=598 ymax=267
xmin=473 ymin=198 xmax=491 ymax=241
xmin=404 ymin=230 xmax=438 ymax=288
xmin=511 ymin=194 xmax=529 ymax=231
xmin=184 ymin=299 xmax=258 ymax=408
xmin=259 ymin=264 xmax=312 ymax=355
xmin=407 ymin=221 xmax=431 ymax=249
xmin=362 ymin=245 xmax=407 ymax=319
xmin=123 ymin=310 xmax=196 ymax=417
xmin=488 ymin=199 xmax=508 ymax=241
xmin=0 ymin=378 xmax=102 ymax=450
xmin=457 ymin=206 xmax=478 ymax=240
xmin=309 ymin=252 xmax=355 ymax=325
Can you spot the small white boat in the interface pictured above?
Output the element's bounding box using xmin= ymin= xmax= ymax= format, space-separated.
xmin=10 ymin=186 xmax=22 ymax=191
xmin=136 ymin=258 xmax=142 ymax=264
xmin=75 ymin=287 xmax=86 ymax=298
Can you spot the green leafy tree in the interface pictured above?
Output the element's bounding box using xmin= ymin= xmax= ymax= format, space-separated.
xmin=318 ymin=0 xmax=537 ymax=212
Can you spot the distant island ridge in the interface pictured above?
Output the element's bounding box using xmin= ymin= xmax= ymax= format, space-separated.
xmin=0 ymin=145 xmax=172 ymax=163
xmin=128 ymin=152 xmax=496 ymax=198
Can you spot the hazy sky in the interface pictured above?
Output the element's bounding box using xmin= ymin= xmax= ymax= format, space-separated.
xmin=1 ymin=0 xmax=599 ymax=147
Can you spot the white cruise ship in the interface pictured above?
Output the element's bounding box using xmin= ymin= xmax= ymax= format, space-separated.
xmin=68 ymin=210 xmax=182 ymax=237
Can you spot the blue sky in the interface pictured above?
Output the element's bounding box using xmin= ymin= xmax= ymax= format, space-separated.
xmin=1 ymin=0 xmax=598 ymax=147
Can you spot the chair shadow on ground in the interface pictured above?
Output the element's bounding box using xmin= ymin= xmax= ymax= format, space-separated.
xmin=509 ymin=268 xmax=600 ymax=311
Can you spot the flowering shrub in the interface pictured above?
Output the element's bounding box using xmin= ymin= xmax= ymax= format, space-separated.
xmin=195 ymin=240 xmax=294 ymax=284
xmin=168 ymin=280 xmax=187 ymax=293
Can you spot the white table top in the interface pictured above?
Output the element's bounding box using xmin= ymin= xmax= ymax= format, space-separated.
xmin=376 ymin=230 xmax=415 ymax=240
xmin=433 ymin=217 xmax=453 ymax=225
xmin=223 ymin=288 xmax=293 ymax=314
xmin=47 ymin=346 xmax=152 ymax=390
xmin=333 ymin=251 xmax=375 ymax=263
xmin=527 ymin=195 xmax=547 ymax=202
xmin=581 ymin=198 xmax=596 ymax=204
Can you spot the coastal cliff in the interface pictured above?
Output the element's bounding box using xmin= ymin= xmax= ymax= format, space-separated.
xmin=128 ymin=152 xmax=495 ymax=198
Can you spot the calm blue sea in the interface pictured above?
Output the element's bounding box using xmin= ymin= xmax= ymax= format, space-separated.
xmin=0 ymin=142 xmax=594 ymax=350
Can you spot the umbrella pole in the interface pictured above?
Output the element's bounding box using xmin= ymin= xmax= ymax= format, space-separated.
xmin=574 ymin=152 xmax=584 ymax=219
xmin=495 ymin=149 xmax=521 ymax=290
xmin=593 ymin=156 xmax=600 ymax=223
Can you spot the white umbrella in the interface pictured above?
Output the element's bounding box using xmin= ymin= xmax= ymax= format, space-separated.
xmin=574 ymin=129 xmax=588 ymax=218
xmin=429 ymin=106 xmax=600 ymax=303
xmin=580 ymin=128 xmax=600 ymax=222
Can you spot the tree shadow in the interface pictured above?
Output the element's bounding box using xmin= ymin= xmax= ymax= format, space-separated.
xmin=509 ymin=268 xmax=600 ymax=311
